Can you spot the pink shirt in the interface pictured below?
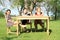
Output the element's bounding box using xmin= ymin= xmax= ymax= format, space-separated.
xmin=35 ymin=12 xmax=43 ymax=16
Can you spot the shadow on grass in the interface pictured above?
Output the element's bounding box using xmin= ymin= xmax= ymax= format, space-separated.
xmin=21 ymin=28 xmax=52 ymax=35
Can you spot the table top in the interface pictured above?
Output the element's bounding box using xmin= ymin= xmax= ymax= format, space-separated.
xmin=12 ymin=16 xmax=49 ymax=20
xmin=17 ymin=16 xmax=49 ymax=20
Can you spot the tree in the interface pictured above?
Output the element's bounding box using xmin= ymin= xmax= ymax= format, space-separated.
xmin=9 ymin=0 xmax=44 ymax=15
xmin=10 ymin=0 xmax=24 ymax=16
xmin=0 ymin=11 xmax=4 ymax=18
xmin=0 ymin=0 xmax=5 ymax=6
xmin=49 ymin=0 xmax=60 ymax=20
xmin=43 ymin=0 xmax=60 ymax=20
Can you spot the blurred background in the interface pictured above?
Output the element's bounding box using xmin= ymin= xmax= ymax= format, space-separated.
xmin=0 ymin=0 xmax=60 ymax=20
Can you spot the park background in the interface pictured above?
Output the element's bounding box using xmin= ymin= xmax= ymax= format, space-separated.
xmin=0 ymin=0 xmax=60 ymax=40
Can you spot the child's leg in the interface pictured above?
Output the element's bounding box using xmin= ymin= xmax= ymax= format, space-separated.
xmin=21 ymin=25 xmax=27 ymax=32
xmin=39 ymin=20 xmax=44 ymax=29
xmin=23 ymin=27 xmax=27 ymax=32
xmin=7 ymin=27 xmax=11 ymax=34
xmin=14 ymin=21 xmax=18 ymax=25
xmin=34 ymin=20 xmax=38 ymax=31
xmin=21 ymin=20 xmax=27 ymax=32
xmin=20 ymin=20 xmax=27 ymax=32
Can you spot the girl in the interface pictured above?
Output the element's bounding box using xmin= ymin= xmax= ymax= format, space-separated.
xmin=21 ymin=8 xmax=29 ymax=32
xmin=5 ymin=9 xmax=18 ymax=33
xmin=34 ymin=7 xmax=44 ymax=31
xmin=21 ymin=8 xmax=31 ymax=32
xmin=21 ymin=8 xmax=28 ymax=25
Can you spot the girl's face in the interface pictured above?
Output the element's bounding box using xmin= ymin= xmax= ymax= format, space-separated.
xmin=24 ymin=9 xmax=27 ymax=13
xmin=7 ymin=11 xmax=11 ymax=15
xmin=37 ymin=8 xmax=41 ymax=12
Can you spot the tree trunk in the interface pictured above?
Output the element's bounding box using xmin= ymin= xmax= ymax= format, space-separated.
xmin=24 ymin=0 xmax=28 ymax=9
xmin=29 ymin=0 xmax=36 ymax=15
xmin=17 ymin=6 xmax=22 ymax=16
xmin=54 ymin=7 xmax=57 ymax=20
xmin=47 ymin=11 xmax=49 ymax=16
xmin=20 ymin=5 xmax=24 ymax=16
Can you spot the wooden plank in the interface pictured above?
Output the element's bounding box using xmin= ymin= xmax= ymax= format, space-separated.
xmin=17 ymin=16 xmax=49 ymax=20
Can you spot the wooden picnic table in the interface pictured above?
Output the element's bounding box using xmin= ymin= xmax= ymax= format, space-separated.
xmin=12 ymin=16 xmax=49 ymax=35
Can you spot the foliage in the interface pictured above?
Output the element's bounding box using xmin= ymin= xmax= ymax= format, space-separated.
xmin=0 ymin=11 xmax=4 ymax=18
xmin=49 ymin=0 xmax=60 ymax=20
xmin=37 ymin=0 xmax=43 ymax=2
xmin=0 ymin=0 xmax=60 ymax=19
xmin=12 ymin=0 xmax=24 ymax=7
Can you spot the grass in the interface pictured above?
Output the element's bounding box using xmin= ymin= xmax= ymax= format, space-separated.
xmin=0 ymin=18 xmax=60 ymax=40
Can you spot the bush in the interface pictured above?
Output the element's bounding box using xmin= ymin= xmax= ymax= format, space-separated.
xmin=0 ymin=11 xmax=4 ymax=18
xmin=49 ymin=15 xmax=55 ymax=20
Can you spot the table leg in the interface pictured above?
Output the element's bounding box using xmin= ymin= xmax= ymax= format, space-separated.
xmin=46 ymin=19 xmax=49 ymax=35
xmin=30 ymin=22 xmax=32 ymax=32
xmin=17 ymin=23 xmax=19 ymax=36
xmin=17 ymin=19 xmax=20 ymax=36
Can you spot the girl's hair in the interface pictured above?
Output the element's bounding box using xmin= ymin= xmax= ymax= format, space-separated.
xmin=5 ymin=9 xmax=11 ymax=15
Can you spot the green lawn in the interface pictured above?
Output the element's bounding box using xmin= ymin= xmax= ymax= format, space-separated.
xmin=0 ymin=18 xmax=60 ymax=40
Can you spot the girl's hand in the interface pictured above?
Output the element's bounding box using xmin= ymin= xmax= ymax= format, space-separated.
xmin=8 ymin=19 xmax=14 ymax=23
xmin=14 ymin=21 xmax=18 ymax=25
